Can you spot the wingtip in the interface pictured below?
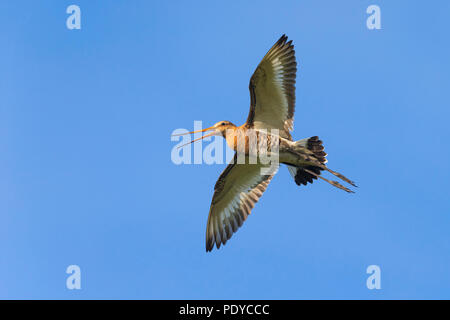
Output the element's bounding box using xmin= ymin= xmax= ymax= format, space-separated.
xmin=276 ymin=34 xmax=288 ymax=45
xmin=206 ymin=237 xmax=213 ymax=252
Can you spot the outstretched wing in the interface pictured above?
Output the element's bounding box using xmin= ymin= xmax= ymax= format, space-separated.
xmin=246 ymin=34 xmax=297 ymax=139
xmin=206 ymin=156 xmax=277 ymax=251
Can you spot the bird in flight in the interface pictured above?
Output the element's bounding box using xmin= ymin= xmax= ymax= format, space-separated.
xmin=173 ymin=35 xmax=356 ymax=252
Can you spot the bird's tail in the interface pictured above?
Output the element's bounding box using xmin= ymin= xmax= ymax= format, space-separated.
xmin=287 ymin=136 xmax=356 ymax=193
xmin=287 ymin=136 xmax=327 ymax=186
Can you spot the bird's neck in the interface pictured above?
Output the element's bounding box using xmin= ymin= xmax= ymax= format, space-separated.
xmin=224 ymin=125 xmax=248 ymax=152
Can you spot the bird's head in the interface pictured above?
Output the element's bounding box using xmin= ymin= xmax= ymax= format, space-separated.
xmin=212 ymin=121 xmax=236 ymax=136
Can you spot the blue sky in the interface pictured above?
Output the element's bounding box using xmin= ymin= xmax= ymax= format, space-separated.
xmin=1 ymin=0 xmax=449 ymax=299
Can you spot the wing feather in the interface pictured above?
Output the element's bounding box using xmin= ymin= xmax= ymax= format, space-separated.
xmin=246 ymin=34 xmax=297 ymax=139
xmin=205 ymin=156 xmax=276 ymax=251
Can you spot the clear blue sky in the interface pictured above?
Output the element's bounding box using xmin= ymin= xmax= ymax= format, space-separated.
xmin=1 ymin=0 xmax=449 ymax=299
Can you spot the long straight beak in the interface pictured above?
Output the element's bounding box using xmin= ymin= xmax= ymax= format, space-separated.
xmin=173 ymin=126 xmax=216 ymax=149
xmin=171 ymin=126 xmax=214 ymax=137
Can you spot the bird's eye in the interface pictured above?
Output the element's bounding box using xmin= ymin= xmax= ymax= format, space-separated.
xmin=221 ymin=122 xmax=226 ymax=125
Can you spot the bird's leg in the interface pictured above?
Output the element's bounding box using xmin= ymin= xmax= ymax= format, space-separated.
xmin=322 ymin=167 xmax=357 ymax=188
xmin=291 ymin=148 xmax=357 ymax=188
xmin=303 ymin=168 xmax=354 ymax=193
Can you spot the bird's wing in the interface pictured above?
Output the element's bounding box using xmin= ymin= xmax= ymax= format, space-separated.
xmin=206 ymin=155 xmax=277 ymax=251
xmin=246 ymin=34 xmax=297 ymax=140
